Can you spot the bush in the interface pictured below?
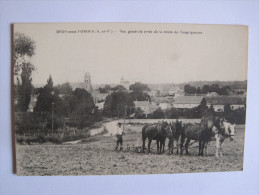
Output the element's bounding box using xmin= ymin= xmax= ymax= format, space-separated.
xmin=225 ymin=108 xmax=246 ymax=124
xmin=15 ymin=127 xmax=91 ymax=145
xmin=151 ymin=108 xmax=165 ymax=119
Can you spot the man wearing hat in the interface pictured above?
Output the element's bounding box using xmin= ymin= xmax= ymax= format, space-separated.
xmin=115 ymin=122 xmax=125 ymax=151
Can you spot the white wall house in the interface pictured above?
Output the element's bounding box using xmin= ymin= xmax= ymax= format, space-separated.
xmin=205 ymin=96 xmax=246 ymax=112
xmin=134 ymin=100 xmax=158 ymax=115
xmin=96 ymin=102 xmax=104 ymax=110
xmin=159 ymin=102 xmax=172 ymax=110
xmin=230 ymin=104 xmax=245 ymax=110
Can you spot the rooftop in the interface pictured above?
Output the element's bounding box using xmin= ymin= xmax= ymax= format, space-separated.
xmin=174 ymin=96 xmax=204 ymax=104
xmin=205 ymin=96 xmax=246 ymax=105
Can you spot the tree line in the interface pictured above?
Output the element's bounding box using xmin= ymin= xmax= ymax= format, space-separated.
xmin=184 ymin=83 xmax=231 ymax=95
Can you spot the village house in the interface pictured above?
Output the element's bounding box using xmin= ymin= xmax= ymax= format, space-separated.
xmin=147 ymin=89 xmax=160 ymax=97
xmin=173 ymin=96 xmax=205 ymax=109
xmin=168 ymin=86 xmax=185 ymax=97
xmin=134 ymin=100 xmax=158 ymax=115
xmin=159 ymin=102 xmax=172 ymax=110
xmin=92 ymin=90 xmax=108 ymax=104
xmin=151 ymin=96 xmax=174 ymax=110
xmin=206 ymin=92 xmax=220 ymax=97
xmin=205 ymin=96 xmax=246 ymax=112
xmin=95 ymin=102 xmax=105 ymax=110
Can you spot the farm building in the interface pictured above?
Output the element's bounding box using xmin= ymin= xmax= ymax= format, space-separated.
xmin=205 ymin=96 xmax=246 ymax=112
xmin=168 ymin=86 xmax=185 ymax=97
xmin=151 ymin=96 xmax=174 ymax=110
xmin=159 ymin=102 xmax=172 ymax=110
xmin=134 ymin=100 xmax=158 ymax=115
xmin=173 ymin=96 xmax=205 ymax=108
xmin=95 ymin=102 xmax=105 ymax=110
xmin=147 ymin=90 xmax=160 ymax=97
xmin=206 ymin=92 xmax=220 ymax=97
xmin=152 ymin=96 xmax=174 ymax=104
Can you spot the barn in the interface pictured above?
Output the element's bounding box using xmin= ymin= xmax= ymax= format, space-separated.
xmin=134 ymin=100 xmax=159 ymax=115
xmin=205 ymin=96 xmax=246 ymax=112
xmin=173 ymin=96 xmax=205 ymax=109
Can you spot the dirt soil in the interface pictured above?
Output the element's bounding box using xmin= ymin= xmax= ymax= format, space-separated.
xmin=16 ymin=125 xmax=245 ymax=176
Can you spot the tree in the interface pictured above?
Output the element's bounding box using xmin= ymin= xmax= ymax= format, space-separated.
xmin=202 ymin=85 xmax=210 ymax=94
xmin=129 ymin=82 xmax=150 ymax=93
xmin=16 ymin=63 xmax=33 ymax=111
xmin=184 ymin=84 xmax=197 ymax=94
xmin=134 ymin=107 xmax=145 ymax=119
xmin=54 ymin=83 xmax=73 ymax=95
xmin=130 ymin=92 xmax=150 ymax=101
xmin=210 ymin=84 xmax=220 ymax=94
xmin=34 ymin=75 xmax=65 ymax=115
xmin=164 ymin=108 xmax=182 ymax=119
xmin=99 ymin=85 xmax=111 ymax=93
xmin=196 ymin=87 xmax=202 ymax=94
xmin=151 ymin=108 xmax=165 ymax=119
xmin=220 ymin=85 xmax=231 ymax=95
xmin=33 ymin=76 xmax=66 ymax=131
xmin=111 ymin=85 xmax=127 ymax=92
xmin=13 ymin=32 xmax=36 ymax=75
xmin=69 ymin=88 xmax=95 ymax=128
xmin=103 ymin=91 xmax=134 ymax=117
xmin=129 ymin=82 xmax=151 ymax=101
xmin=14 ymin=33 xmax=36 ymax=111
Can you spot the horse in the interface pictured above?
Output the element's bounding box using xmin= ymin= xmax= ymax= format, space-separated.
xmin=165 ymin=120 xmax=182 ymax=154
xmin=180 ymin=121 xmax=218 ymax=156
xmin=142 ymin=121 xmax=168 ymax=154
xmin=204 ymin=119 xmax=235 ymax=158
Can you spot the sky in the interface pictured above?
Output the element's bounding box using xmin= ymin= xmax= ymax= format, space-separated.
xmin=14 ymin=23 xmax=248 ymax=86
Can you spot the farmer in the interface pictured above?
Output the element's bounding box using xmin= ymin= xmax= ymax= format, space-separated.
xmin=115 ymin=122 xmax=125 ymax=151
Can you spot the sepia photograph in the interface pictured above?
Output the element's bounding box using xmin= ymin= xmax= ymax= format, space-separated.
xmin=13 ymin=23 xmax=248 ymax=176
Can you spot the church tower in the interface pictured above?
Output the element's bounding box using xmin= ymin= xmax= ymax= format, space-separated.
xmin=84 ymin=72 xmax=93 ymax=92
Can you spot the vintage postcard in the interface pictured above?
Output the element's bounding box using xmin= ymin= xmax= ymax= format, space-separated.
xmin=12 ymin=23 xmax=248 ymax=175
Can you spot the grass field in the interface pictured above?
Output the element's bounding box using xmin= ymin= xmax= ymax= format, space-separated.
xmin=16 ymin=124 xmax=245 ymax=175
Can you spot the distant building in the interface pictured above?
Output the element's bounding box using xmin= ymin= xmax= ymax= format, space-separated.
xmin=232 ymin=88 xmax=247 ymax=95
xmin=168 ymin=86 xmax=183 ymax=96
xmin=96 ymin=102 xmax=105 ymax=110
xmin=171 ymin=87 xmax=185 ymax=97
xmin=173 ymin=96 xmax=205 ymax=109
xmin=134 ymin=100 xmax=158 ymax=115
xmin=151 ymin=96 xmax=173 ymax=110
xmin=205 ymin=96 xmax=246 ymax=112
xmin=160 ymin=89 xmax=170 ymax=96
xmin=152 ymin=96 xmax=174 ymax=105
xmin=159 ymin=102 xmax=173 ymax=110
xmin=206 ymin=92 xmax=220 ymax=97
xmin=92 ymin=90 xmax=108 ymax=104
xmin=84 ymin=72 xmax=93 ymax=92
xmin=148 ymin=90 xmax=160 ymax=97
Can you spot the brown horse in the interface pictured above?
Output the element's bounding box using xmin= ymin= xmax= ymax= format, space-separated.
xmin=142 ymin=121 xmax=168 ymax=154
xmin=180 ymin=120 xmax=218 ymax=156
xmin=165 ymin=120 xmax=182 ymax=154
